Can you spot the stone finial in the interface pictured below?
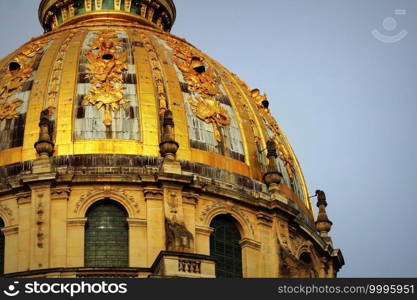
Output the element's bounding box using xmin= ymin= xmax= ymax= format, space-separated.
xmin=34 ymin=108 xmax=54 ymax=158
xmin=263 ymin=140 xmax=283 ymax=193
xmin=315 ymin=190 xmax=333 ymax=245
xmin=159 ymin=109 xmax=179 ymax=161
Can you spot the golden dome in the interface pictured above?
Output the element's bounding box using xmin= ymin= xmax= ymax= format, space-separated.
xmin=0 ymin=0 xmax=346 ymax=280
xmin=0 ymin=0 xmax=312 ymax=219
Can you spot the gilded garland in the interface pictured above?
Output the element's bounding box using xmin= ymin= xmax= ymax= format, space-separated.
xmin=0 ymin=41 xmax=46 ymax=120
xmin=47 ymin=31 xmax=76 ymax=108
xmin=166 ymin=38 xmax=230 ymax=142
xmin=82 ymin=31 xmax=129 ymax=126
xmin=235 ymin=74 xmax=297 ymax=183
xmin=141 ymin=33 xmax=168 ymax=116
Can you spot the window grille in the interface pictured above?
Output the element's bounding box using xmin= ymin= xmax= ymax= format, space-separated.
xmin=210 ymin=215 xmax=242 ymax=278
xmin=85 ymin=200 xmax=129 ymax=267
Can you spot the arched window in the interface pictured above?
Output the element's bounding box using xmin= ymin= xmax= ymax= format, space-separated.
xmin=210 ymin=215 xmax=243 ymax=278
xmin=0 ymin=218 xmax=4 ymax=275
xmin=85 ymin=200 xmax=128 ymax=268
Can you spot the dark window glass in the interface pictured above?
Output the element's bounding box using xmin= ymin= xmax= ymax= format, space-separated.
xmin=85 ymin=200 xmax=128 ymax=267
xmin=0 ymin=218 xmax=4 ymax=275
xmin=210 ymin=215 xmax=242 ymax=278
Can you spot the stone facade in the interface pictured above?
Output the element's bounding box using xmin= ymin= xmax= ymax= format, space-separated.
xmin=0 ymin=153 xmax=343 ymax=278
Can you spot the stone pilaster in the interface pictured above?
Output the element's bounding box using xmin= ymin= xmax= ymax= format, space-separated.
xmin=50 ymin=186 xmax=71 ymax=268
xmin=127 ymin=218 xmax=147 ymax=267
xmin=28 ymin=182 xmax=52 ymax=270
xmin=1 ymin=225 xmax=19 ymax=273
xmin=195 ymin=225 xmax=214 ymax=256
xmin=240 ymin=238 xmax=261 ymax=278
xmin=256 ymin=212 xmax=276 ymax=277
xmin=66 ymin=218 xmax=87 ymax=267
xmin=144 ymin=187 xmax=164 ymax=266
xmin=16 ymin=192 xmax=31 ymax=272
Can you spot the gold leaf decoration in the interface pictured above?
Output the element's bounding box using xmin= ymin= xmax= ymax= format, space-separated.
xmin=278 ymin=141 xmax=296 ymax=182
xmin=47 ymin=31 xmax=76 ymax=108
xmin=0 ymin=98 xmax=24 ymax=120
xmin=166 ymin=37 xmax=230 ymax=142
xmin=189 ymin=96 xmax=230 ymax=142
xmin=251 ymin=88 xmax=269 ymax=110
xmin=141 ymin=33 xmax=168 ymax=115
xmin=82 ymin=31 xmax=129 ymax=126
xmin=232 ymin=73 xmax=297 ymax=183
xmin=0 ymin=40 xmax=46 ymax=121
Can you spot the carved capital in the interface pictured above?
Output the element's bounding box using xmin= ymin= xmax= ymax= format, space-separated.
xmin=256 ymin=212 xmax=273 ymax=228
xmin=182 ymin=192 xmax=199 ymax=206
xmin=16 ymin=192 xmax=31 ymax=205
xmin=144 ymin=188 xmax=163 ymax=201
xmin=67 ymin=218 xmax=87 ymax=227
xmin=1 ymin=225 xmax=19 ymax=236
xmin=51 ymin=186 xmax=71 ymax=201
xmin=127 ymin=218 xmax=147 ymax=228
xmin=239 ymin=238 xmax=261 ymax=251
xmin=195 ymin=225 xmax=214 ymax=237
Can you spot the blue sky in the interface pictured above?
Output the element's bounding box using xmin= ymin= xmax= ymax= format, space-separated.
xmin=1 ymin=0 xmax=416 ymax=277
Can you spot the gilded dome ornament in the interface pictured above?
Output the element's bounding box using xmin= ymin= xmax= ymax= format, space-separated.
xmin=166 ymin=37 xmax=231 ymax=142
xmin=251 ymin=88 xmax=269 ymax=110
xmin=0 ymin=98 xmax=24 ymax=120
xmin=82 ymin=30 xmax=129 ymax=126
xmin=188 ymin=96 xmax=231 ymax=143
xmin=142 ymin=33 xmax=168 ymax=115
xmin=0 ymin=40 xmax=46 ymax=120
xmin=47 ymin=31 xmax=76 ymax=107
